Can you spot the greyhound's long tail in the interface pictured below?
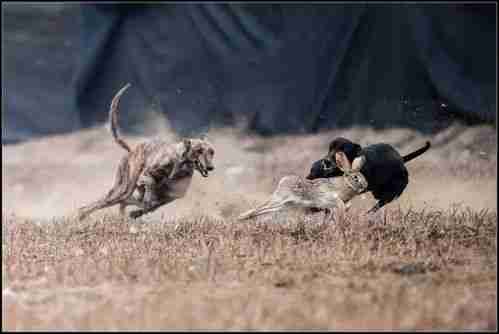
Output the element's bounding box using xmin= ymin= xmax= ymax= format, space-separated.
xmin=402 ymin=141 xmax=431 ymax=163
xmin=109 ymin=83 xmax=132 ymax=152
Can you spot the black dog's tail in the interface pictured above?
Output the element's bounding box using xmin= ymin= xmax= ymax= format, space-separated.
xmin=402 ymin=141 xmax=431 ymax=163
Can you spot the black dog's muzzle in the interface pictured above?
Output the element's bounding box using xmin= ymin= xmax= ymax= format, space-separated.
xmin=306 ymin=158 xmax=342 ymax=180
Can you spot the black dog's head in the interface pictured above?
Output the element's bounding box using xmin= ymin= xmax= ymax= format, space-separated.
xmin=306 ymin=137 xmax=363 ymax=180
xmin=327 ymin=137 xmax=363 ymax=163
xmin=306 ymin=158 xmax=343 ymax=180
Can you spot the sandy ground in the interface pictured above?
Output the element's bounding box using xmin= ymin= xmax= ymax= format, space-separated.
xmin=2 ymin=120 xmax=497 ymax=222
xmin=2 ymin=121 xmax=497 ymax=330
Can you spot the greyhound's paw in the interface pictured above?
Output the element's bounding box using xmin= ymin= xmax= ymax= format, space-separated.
xmin=129 ymin=210 xmax=144 ymax=219
xmin=76 ymin=210 xmax=88 ymax=222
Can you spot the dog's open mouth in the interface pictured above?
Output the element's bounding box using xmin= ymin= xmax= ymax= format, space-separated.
xmin=195 ymin=160 xmax=209 ymax=177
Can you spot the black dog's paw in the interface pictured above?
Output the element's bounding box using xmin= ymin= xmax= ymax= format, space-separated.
xmin=366 ymin=215 xmax=377 ymax=227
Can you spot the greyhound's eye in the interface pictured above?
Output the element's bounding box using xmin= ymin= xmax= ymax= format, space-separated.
xmin=208 ymin=148 xmax=214 ymax=155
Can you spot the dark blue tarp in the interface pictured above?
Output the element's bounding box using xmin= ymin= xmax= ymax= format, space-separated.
xmin=2 ymin=3 xmax=496 ymax=144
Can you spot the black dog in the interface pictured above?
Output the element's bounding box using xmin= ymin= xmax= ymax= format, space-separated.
xmin=306 ymin=138 xmax=431 ymax=214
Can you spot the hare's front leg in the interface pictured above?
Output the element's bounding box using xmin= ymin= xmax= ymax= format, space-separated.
xmin=323 ymin=200 xmax=347 ymax=224
xmin=334 ymin=199 xmax=348 ymax=223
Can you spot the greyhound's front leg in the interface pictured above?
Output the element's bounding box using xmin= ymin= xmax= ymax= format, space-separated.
xmin=129 ymin=196 xmax=176 ymax=219
xmin=137 ymin=174 xmax=159 ymax=205
xmin=134 ymin=184 xmax=146 ymax=203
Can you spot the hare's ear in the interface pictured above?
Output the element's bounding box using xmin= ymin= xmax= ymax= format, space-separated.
xmin=351 ymin=155 xmax=366 ymax=172
xmin=335 ymin=151 xmax=352 ymax=172
xmin=182 ymin=139 xmax=192 ymax=158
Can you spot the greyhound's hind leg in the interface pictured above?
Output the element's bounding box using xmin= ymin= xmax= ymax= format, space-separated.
xmin=78 ymin=154 xmax=144 ymax=221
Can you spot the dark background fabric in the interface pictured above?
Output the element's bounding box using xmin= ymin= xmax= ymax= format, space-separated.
xmin=2 ymin=3 xmax=496 ymax=144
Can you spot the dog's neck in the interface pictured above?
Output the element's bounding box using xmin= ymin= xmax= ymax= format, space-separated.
xmin=169 ymin=160 xmax=194 ymax=179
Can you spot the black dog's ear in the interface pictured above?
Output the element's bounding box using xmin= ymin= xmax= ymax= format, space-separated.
xmin=329 ymin=137 xmax=352 ymax=153
xmin=328 ymin=137 xmax=362 ymax=163
xmin=352 ymin=143 xmax=362 ymax=156
xmin=341 ymin=142 xmax=362 ymax=163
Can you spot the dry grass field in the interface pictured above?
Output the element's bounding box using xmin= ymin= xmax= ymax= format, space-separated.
xmin=2 ymin=122 xmax=497 ymax=330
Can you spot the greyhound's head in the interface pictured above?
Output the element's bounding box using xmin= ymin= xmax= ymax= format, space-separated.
xmin=182 ymin=137 xmax=215 ymax=178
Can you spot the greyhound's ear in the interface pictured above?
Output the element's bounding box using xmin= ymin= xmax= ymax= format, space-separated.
xmin=335 ymin=151 xmax=352 ymax=172
xmin=351 ymin=155 xmax=366 ymax=172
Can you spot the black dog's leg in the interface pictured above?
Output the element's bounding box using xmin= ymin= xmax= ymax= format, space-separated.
xmin=367 ymin=175 xmax=407 ymax=215
xmin=367 ymin=200 xmax=387 ymax=214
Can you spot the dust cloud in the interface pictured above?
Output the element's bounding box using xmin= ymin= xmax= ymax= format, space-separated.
xmin=2 ymin=117 xmax=496 ymax=222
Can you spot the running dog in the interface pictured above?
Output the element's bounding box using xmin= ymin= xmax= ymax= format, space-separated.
xmin=77 ymin=83 xmax=216 ymax=220
xmin=306 ymin=137 xmax=430 ymax=214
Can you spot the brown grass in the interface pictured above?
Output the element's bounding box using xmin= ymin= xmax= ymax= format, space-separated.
xmin=2 ymin=122 xmax=497 ymax=330
xmin=2 ymin=206 xmax=496 ymax=330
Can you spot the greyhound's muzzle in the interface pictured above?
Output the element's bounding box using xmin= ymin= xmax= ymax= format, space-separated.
xmin=195 ymin=160 xmax=213 ymax=177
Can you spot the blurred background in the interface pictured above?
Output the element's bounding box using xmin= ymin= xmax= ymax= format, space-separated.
xmin=2 ymin=3 xmax=496 ymax=144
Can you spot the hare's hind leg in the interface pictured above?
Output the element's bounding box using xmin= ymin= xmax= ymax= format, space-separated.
xmin=238 ymin=196 xmax=292 ymax=221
